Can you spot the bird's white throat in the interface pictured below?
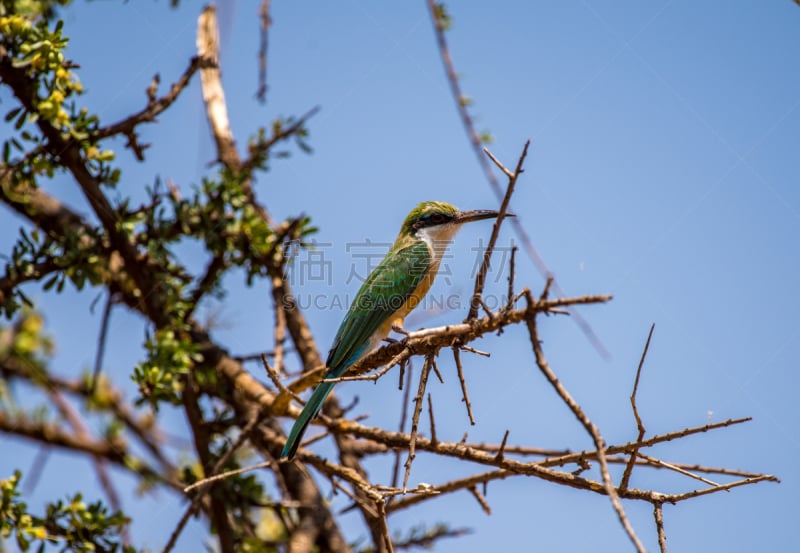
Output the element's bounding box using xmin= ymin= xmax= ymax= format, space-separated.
xmin=415 ymin=223 xmax=461 ymax=262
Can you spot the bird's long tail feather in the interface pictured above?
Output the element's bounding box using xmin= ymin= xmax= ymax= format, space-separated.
xmin=281 ymin=380 xmax=336 ymax=459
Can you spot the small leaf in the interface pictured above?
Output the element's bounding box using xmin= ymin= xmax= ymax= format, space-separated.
xmin=43 ymin=274 xmax=59 ymax=291
xmin=4 ymin=106 xmax=23 ymax=122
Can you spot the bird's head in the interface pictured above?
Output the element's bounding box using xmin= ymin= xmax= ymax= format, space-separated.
xmin=399 ymin=201 xmax=507 ymax=251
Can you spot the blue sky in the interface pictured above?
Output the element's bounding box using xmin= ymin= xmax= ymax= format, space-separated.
xmin=1 ymin=1 xmax=798 ymax=551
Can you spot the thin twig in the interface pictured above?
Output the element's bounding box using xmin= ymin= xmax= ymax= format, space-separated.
xmin=459 ymin=344 xmax=490 ymax=357
xmin=425 ymin=0 xmax=608 ymax=357
xmin=654 ymin=502 xmax=667 ymax=553
xmin=21 ymin=446 xmax=50 ymax=494
xmin=256 ymin=0 xmax=271 ymax=103
xmin=48 ymin=390 xmax=129 ymax=544
xmin=468 ymin=486 xmax=492 ymax=515
xmin=466 ymin=142 xmax=528 ymax=320
xmin=272 ymin=299 xmax=287 ymax=374
xmin=324 ymin=349 xmax=410 ymax=383
xmin=241 ymin=106 xmax=321 ymax=173
xmin=637 ymin=453 xmax=720 ymax=487
xmin=261 ymin=354 xmax=303 ymax=406
xmin=505 ymin=245 xmax=518 ymax=311
xmin=427 ymin=393 xmax=438 ymax=446
xmin=494 ymin=430 xmax=509 ymax=463
xmin=430 ymin=356 xmax=444 ymax=384
xmin=620 ymin=323 xmax=655 ymax=491
xmin=525 ymin=293 xmax=646 ymax=553
xmin=163 ymin=408 xmax=268 ymax=553
xmin=539 ymin=417 xmax=756 ymax=470
xmin=664 ymin=475 xmax=777 ymax=502
xmin=404 ymin=355 xmax=433 ymax=490
xmin=375 ymin=500 xmax=395 ymax=553
xmin=90 ymin=291 xmax=114 ymax=393
xmin=95 ymin=56 xmax=213 ymax=143
xmin=390 ymin=360 xmax=414 ymax=493
xmin=184 ymin=460 xmax=274 ymax=493
xmin=452 ymin=345 xmax=476 ymax=425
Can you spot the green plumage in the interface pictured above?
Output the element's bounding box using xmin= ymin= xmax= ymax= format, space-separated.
xmin=281 ymin=240 xmax=432 ymax=459
xmin=280 ymin=200 xmax=500 ymax=460
xmin=328 ymin=239 xmax=432 ymax=368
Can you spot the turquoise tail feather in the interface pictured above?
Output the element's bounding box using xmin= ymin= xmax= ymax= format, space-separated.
xmin=281 ymin=380 xmax=336 ymax=459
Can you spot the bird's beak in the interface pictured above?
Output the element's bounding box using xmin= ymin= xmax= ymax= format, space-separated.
xmin=454 ymin=209 xmax=515 ymax=225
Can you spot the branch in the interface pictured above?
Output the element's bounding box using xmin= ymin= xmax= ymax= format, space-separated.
xmin=197 ymin=4 xmax=239 ymax=168
xmin=181 ymin=372 xmax=236 ymax=553
xmin=466 ymin=142 xmax=528 ymax=320
xmin=343 ymin=293 xmax=612 ymax=381
xmin=525 ymin=303 xmax=645 ymax=552
xmin=95 ymin=55 xmax=214 ymax=159
xmin=0 ymin=410 xmax=174 ymax=490
xmin=620 ymin=323 xmax=655 ymax=491
xmin=241 ymin=106 xmax=320 ymax=174
xmin=0 ymin=50 xmax=168 ymax=325
xmin=256 ymin=0 xmax=272 ymax=103
xmin=0 ymin=354 xmax=175 ymax=476
xmin=425 ymin=0 xmax=609 ymax=358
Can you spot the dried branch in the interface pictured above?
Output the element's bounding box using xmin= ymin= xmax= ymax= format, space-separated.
xmin=636 ymin=453 xmax=719 ymax=487
xmin=89 ymin=291 xmax=114 ymax=393
xmin=390 ymin=360 xmax=414 ymax=492
xmin=620 ymin=323 xmax=655 ymax=491
xmin=197 ymin=4 xmax=239 ymax=168
xmin=392 ymin=525 xmax=469 ymax=551
xmin=505 ymin=244 xmax=518 ymax=311
xmin=425 ymin=0 xmax=608 ymax=357
xmin=95 ymin=55 xmax=214 ymax=159
xmin=181 ymin=371 xmax=235 ymax=553
xmin=653 ymin=502 xmax=667 ymax=553
xmin=0 ymin=52 xmax=168 ymax=325
xmin=0 ymin=409 xmax=173 ymax=489
xmin=0 ymin=355 xmax=175 ymax=476
xmin=427 ymin=393 xmax=438 ymax=446
xmin=452 ymin=345 xmax=475 ymax=425
xmin=47 ymin=389 xmax=125 ymax=536
xmin=524 ymin=304 xmax=646 ymax=552
xmin=468 ymin=486 xmax=491 ymax=515
xmin=184 ymin=460 xmax=274 ymax=494
xmin=404 ymin=355 xmax=434 ymax=490
xmin=344 ymin=294 xmax=612 ymax=380
xmin=256 ymin=0 xmax=272 ymax=103
xmin=272 ymin=296 xmax=287 ymax=374
xmin=466 ymin=142 xmax=527 ymax=320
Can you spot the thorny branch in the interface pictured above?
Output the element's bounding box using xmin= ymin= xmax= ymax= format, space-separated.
xmin=95 ymin=55 xmax=215 ymax=160
xmin=425 ymin=0 xmax=609 ymax=358
xmin=268 ymin=145 xmax=776 ymax=551
xmin=465 ymin=141 xmax=527 ymax=320
xmin=526 ymin=295 xmax=645 ymax=553
xmin=0 ymin=3 xmax=778 ymax=553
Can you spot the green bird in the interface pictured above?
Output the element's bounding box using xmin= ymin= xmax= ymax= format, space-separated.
xmin=281 ymin=201 xmax=502 ymax=459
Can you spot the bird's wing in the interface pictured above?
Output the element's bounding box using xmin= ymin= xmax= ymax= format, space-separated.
xmin=326 ymin=240 xmax=431 ymax=372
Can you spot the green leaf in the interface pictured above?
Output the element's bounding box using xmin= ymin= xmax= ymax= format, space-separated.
xmin=4 ymin=106 xmax=23 ymax=122
xmin=42 ymin=274 xmax=59 ymax=291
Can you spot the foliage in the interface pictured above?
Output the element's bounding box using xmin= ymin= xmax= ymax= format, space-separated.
xmin=0 ymin=2 xmax=777 ymax=553
xmin=0 ymin=471 xmax=136 ymax=553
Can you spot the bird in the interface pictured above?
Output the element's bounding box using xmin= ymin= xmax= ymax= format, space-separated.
xmin=280 ymin=200 xmax=504 ymax=459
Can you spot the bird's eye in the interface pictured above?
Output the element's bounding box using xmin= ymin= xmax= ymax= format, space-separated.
xmin=428 ymin=213 xmax=445 ymax=225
